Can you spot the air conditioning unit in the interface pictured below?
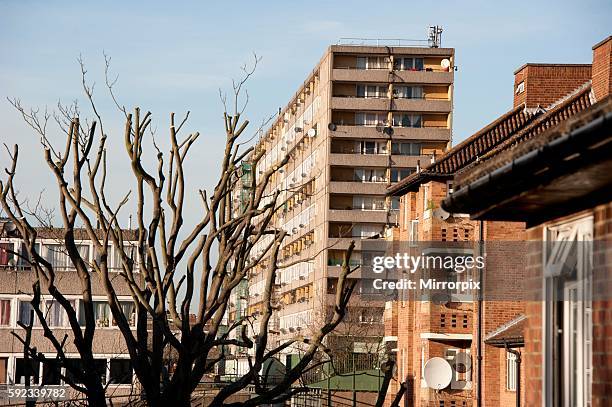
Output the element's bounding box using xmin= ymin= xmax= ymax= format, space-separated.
xmin=295 ymin=127 xmax=303 ymax=133
xmin=280 ymin=328 xmax=287 ymax=334
xmin=299 ymin=276 xmax=306 ymax=281
xmin=289 ymin=327 xmax=296 ymax=333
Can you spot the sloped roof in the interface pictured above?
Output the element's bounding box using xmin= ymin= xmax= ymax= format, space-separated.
xmin=456 ymin=83 xmax=594 ymax=187
xmin=388 ymin=105 xmax=536 ymax=195
xmin=388 ymin=81 xmax=594 ymax=196
xmin=485 ymin=314 xmax=526 ymax=347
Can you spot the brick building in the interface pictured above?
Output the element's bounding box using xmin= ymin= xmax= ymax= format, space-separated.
xmin=443 ymin=36 xmax=612 ymax=407
xmin=385 ymin=36 xmax=609 ymax=407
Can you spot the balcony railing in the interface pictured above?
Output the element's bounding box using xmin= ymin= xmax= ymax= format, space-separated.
xmin=332 ymin=94 xmax=450 ymax=101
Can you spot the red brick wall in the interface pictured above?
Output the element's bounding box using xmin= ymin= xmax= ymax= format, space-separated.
xmin=522 ymin=202 xmax=612 ymax=406
xmin=592 ymin=36 xmax=612 ymax=101
xmin=513 ymin=64 xmax=591 ymax=108
xmin=387 ymin=181 xmax=528 ymax=407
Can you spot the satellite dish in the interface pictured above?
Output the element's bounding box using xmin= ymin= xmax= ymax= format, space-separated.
xmin=2 ymin=221 xmax=17 ymax=234
xmin=432 ymin=292 xmax=451 ymax=305
xmin=433 ymin=208 xmax=451 ymax=221
xmin=424 ymin=357 xmax=453 ymax=390
xmin=307 ymin=128 xmax=317 ymax=137
xmin=327 ymin=123 xmax=337 ymax=131
xmin=441 ymin=59 xmax=451 ymax=70
xmin=383 ymin=126 xmax=394 ymax=136
xmin=452 ymin=352 xmax=472 ymax=374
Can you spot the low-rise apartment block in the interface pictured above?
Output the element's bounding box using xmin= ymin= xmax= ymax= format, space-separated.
xmin=0 ymin=221 xmax=140 ymax=400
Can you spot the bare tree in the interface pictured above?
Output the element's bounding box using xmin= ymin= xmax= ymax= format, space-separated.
xmin=0 ymin=57 xmax=358 ymax=406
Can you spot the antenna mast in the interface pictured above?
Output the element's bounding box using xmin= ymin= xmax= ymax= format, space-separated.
xmin=428 ymin=26 xmax=443 ymax=48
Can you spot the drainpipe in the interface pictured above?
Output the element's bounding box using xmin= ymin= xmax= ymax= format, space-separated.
xmin=476 ymin=220 xmax=484 ymax=407
xmin=506 ymin=344 xmax=521 ymax=407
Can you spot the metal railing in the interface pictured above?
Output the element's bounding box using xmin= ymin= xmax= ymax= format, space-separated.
xmin=337 ymin=38 xmax=429 ymax=47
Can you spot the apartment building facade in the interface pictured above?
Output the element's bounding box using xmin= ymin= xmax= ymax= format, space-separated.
xmin=227 ymin=41 xmax=455 ymax=376
xmin=443 ymin=36 xmax=612 ymax=407
xmin=0 ymin=220 xmax=140 ymax=401
xmin=382 ymin=39 xmax=605 ymax=407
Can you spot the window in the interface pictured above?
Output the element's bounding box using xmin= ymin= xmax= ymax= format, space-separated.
xmin=0 ymin=357 xmax=7 ymax=384
xmin=109 ymin=359 xmax=132 ymax=384
xmin=515 ymin=81 xmax=525 ymax=94
xmin=352 ymin=225 xmax=380 ymax=238
xmin=79 ymin=300 xmax=135 ymax=327
xmin=543 ymin=216 xmax=593 ymax=407
xmin=80 ymin=301 xmax=111 ymax=327
xmin=390 ymin=196 xmax=400 ymax=210
xmin=15 ymin=358 xmax=39 ymax=385
xmin=17 ymin=242 xmax=41 ymax=269
xmin=93 ymin=359 xmax=107 ymax=384
xmin=392 ymin=142 xmax=422 ymax=156
xmin=354 ymin=169 xmax=386 ymax=183
xmin=353 ymin=196 xmax=385 ymax=211
xmin=392 ymin=113 xmax=422 ymax=128
xmin=0 ymin=242 xmax=14 ymax=267
xmin=0 ymin=299 xmax=10 ymax=326
xmin=394 ymin=85 xmax=423 ymax=99
xmin=114 ymin=301 xmax=136 ymax=327
xmin=394 ymin=57 xmax=424 ymax=71
xmin=44 ymin=244 xmax=70 ymax=270
xmin=356 ymin=56 xmax=389 ymax=70
xmin=391 ymin=168 xmax=413 ymax=183
xmin=356 ymin=84 xmax=387 ymax=98
xmin=112 ymin=244 xmax=139 ymax=272
xmin=506 ymin=351 xmax=517 ymax=391
xmin=356 ymin=140 xmax=387 ymax=155
xmin=409 ymin=220 xmax=419 ymax=246
xmin=355 ymin=112 xmax=388 ymax=127
xmin=43 ymin=299 xmax=74 ymax=327
xmin=18 ymin=301 xmax=39 ymax=327
xmin=42 ymin=360 xmax=61 ymax=385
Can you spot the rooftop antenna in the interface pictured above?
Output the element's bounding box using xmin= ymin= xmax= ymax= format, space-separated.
xmin=428 ymin=26 xmax=443 ymax=48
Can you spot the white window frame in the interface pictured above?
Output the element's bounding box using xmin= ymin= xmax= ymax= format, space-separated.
xmin=543 ymin=215 xmax=593 ymax=407
xmin=506 ymin=351 xmax=517 ymax=391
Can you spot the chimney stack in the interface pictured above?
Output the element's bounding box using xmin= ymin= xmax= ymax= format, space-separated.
xmin=591 ymin=36 xmax=612 ymax=101
xmin=513 ymin=63 xmax=592 ymax=108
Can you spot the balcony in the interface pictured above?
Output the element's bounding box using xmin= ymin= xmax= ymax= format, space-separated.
xmin=329 ymin=153 xmax=388 ymax=167
xmin=331 ymin=96 xmax=390 ymax=111
xmin=329 ymin=181 xmax=389 ymax=195
xmin=332 ymin=68 xmax=453 ymax=84
xmin=329 ymin=125 xmax=451 ymax=141
xmin=328 ymin=209 xmax=392 ymax=223
xmin=393 ymin=69 xmax=453 ymax=84
xmin=392 ymin=98 xmax=451 ymax=113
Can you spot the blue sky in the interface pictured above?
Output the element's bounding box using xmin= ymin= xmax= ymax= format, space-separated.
xmin=0 ymin=0 xmax=610 ymax=222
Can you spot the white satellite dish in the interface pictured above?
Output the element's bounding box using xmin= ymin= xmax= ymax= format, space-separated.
xmin=2 ymin=221 xmax=17 ymax=233
xmin=423 ymin=357 xmax=453 ymax=390
xmin=433 ymin=208 xmax=451 ymax=221
xmin=307 ymin=128 xmax=317 ymax=137
xmin=441 ymin=59 xmax=451 ymax=70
